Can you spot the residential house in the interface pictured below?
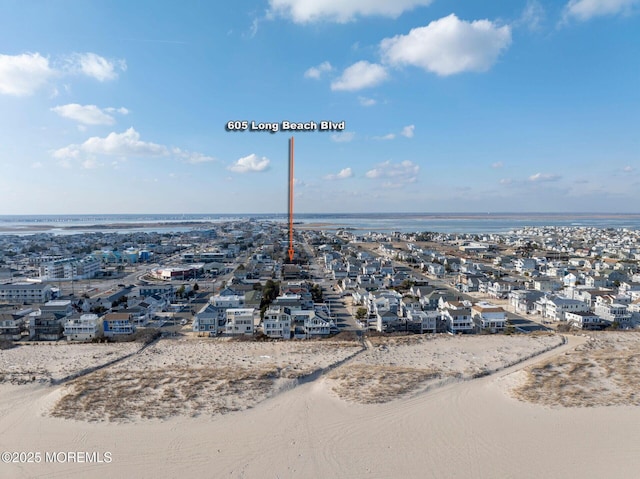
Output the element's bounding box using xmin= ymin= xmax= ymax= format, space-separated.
xmin=102 ymin=312 xmax=135 ymax=337
xmin=0 ymin=312 xmax=27 ymax=340
xmin=401 ymin=296 xmax=422 ymax=318
xmin=29 ymin=313 xmax=65 ymax=341
xmin=304 ymin=313 xmax=332 ymax=337
xmin=515 ymin=258 xmax=537 ymax=274
xmin=406 ymin=310 xmax=438 ymax=334
xmin=509 ymin=290 xmax=544 ymax=314
xmin=64 ymin=313 xmax=103 ymax=341
xmin=442 ymin=307 xmax=474 ymax=334
xmin=192 ymin=303 xmax=224 ymax=335
xmin=225 ymin=308 xmax=256 ymax=336
xmin=471 ymin=303 xmax=506 ymax=333
xmin=262 ymin=306 xmax=291 ymax=339
xmin=594 ymin=297 xmax=633 ymax=328
xmin=565 ymin=311 xmax=607 ymax=330
xmin=533 ymin=278 xmax=562 ymax=293
xmin=535 ymin=295 xmax=590 ymax=322
xmin=376 ymin=309 xmax=401 ymax=332
xmin=487 ymin=281 xmax=515 ymax=299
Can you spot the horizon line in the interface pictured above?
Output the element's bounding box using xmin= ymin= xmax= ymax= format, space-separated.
xmin=1 ymin=212 xmax=640 ymax=217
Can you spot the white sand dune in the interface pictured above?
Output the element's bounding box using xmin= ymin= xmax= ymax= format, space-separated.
xmin=1 ymin=335 xmax=640 ymax=478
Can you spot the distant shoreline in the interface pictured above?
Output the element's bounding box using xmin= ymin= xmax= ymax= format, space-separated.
xmin=1 ymin=212 xmax=639 ymax=235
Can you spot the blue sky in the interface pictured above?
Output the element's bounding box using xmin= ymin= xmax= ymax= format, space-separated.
xmin=0 ymin=0 xmax=638 ymax=214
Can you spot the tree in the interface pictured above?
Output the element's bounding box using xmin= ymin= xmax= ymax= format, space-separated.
xmin=176 ymin=285 xmax=186 ymax=298
xmin=260 ymin=280 xmax=280 ymax=309
xmin=311 ymin=284 xmax=323 ymax=303
xmin=193 ymin=283 xmax=199 ymax=292
xmin=355 ymin=307 xmax=368 ymax=320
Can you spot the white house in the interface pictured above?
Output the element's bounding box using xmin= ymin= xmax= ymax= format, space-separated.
xmin=565 ymin=311 xmax=606 ymax=330
xmin=515 ymin=258 xmax=537 ymax=274
xmin=225 ymin=308 xmax=256 ymax=336
xmin=442 ymin=307 xmax=473 ymax=334
xmin=263 ymin=306 xmax=291 ymax=339
xmin=471 ymin=302 xmax=506 ymax=333
xmin=211 ymin=294 xmax=245 ymax=309
xmin=64 ymin=314 xmax=103 ymax=341
xmin=304 ymin=314 xmax=332 ymax=337
xmin=535 ymin=295 xmax=590 ymax=322
xmin=594 ymin=297 xmax=633 ymax=327
xmin=407 ymin=310 xmax=438 ymax=333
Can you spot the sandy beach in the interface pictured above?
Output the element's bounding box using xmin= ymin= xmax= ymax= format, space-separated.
xmin=1 ymin=333 xmax=640 ymax=478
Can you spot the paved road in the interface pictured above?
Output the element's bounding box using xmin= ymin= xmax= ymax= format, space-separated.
xmin=301 ymin=238 xmax=360 ymax=332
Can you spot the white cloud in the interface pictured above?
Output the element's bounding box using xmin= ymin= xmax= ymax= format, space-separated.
xmin=51 ymin=104 xmax=125 ymax=125
xmin=0 ymin=52 xmax=55 ymax=96
xmin=172 ymin=148 xmax=218 ymax=165
xmin=268 ymin=0 xmax=434 ymax=23
xmin=499 ymin=178 xmax=513 ymax=185
xmin=304 ymin=61 xmax=333 ymax=79
xmin=324 ymin=167 xmax=353 ymax=180
xmin=373 ymin=125 xmax=414 ymax=140
xmin=331 ymin=131 xmax=355 ymax=143
xmin=492 ymin=161 xmax=504 ymax=169
xmin=358 ymin=96 xmax=376 ymax=106
xmin=0 ymin=51 xmax=126 ymax=96
xmin=228 ymin=154 xmax=270 ymax=173
xmin=380 ymin=14 xmax=512 ymax=76
xmin=563 ymin=0 xmax=639 ymax=21
xmin=373 ymin=133 xmax=396 ymax=140
xmin=57 ymin=158 xmax=72 ymax=169
xmin=31 ymin=162 xmax=43 ymax=169
xmin=105 ymin=107 xmax=129 ymax=115
xmin=520 ymin=0 xmax=546 ymax=30
xmin=81 ymin=158 xmax=101 ymax=169
xmin=365 ymin=160 xmax=419 ymax=185
xmin=401 ymin=124 xmax=415 ymax=138
xmin=53 ymin=128 xmax=216 ymax=168
xmin=529 ymin=172 xmax=561 ymax=182
xmin=53 ymin=128 xmax=168 ymax=161
xmin=331 ymin=61 xmax=388 ymax=91
xmin=65 ymin=53 xmax=126 ymax=81
xmin=293 ymin=178 xmax=307 ymax=187
xmin=623 ymin=165 xmax=635 ymax=172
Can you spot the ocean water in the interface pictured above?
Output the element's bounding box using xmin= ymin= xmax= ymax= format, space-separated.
xmin=0 ymin=213 xmax=639 ymax=236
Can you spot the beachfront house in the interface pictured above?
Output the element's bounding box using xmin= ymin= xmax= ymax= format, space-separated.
xmin=262 ymin=306 xmax=291 ymax=339
xmin=103 ymin=312 xmax=135 ymax=337
xmin=565 ymin=311 xmax=607 ymax=330
xmin=304 ymin=314 xmax=332 ymax=338
xmin=594 ymin=297 xmax=633 ymax=328
xmin=0 ymin=312 xmax=27 ymax=340
xmin=192 ymin=303 xmax=224 ymax=335
xmin=28 ymin=313 xmax=65 ymax=341
xmin=406 ymin=310 xmax=438 ymax=334
xmin=64 ymin=313 xmax=103 ymax=341
xmin=225 ymin=308 xmax=256 ymax=336
xmin=471 ymin=303 xmax=506 ymax=333
xmin=442 ymin=307 xmax=474 ymax=334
